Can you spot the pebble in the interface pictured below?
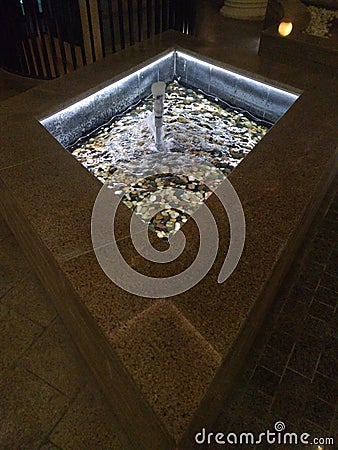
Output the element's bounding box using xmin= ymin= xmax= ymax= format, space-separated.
xmin=67 ymin=81 xmax=269 ymax=240
xmin=304 ymin=5 xmax=338 ymax=38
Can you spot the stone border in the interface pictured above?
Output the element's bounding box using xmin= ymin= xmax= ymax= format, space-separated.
xmin=1 ymin=30 xmax=337 ymax=449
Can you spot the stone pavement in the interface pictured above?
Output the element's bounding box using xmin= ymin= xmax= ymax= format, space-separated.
xmin=1 ymin=177 xmax=336 ymax=450
xmin=0 ymin=215 xmax=130 ymax=449
xmin=212 ymin=187 xmax=337 ymax=450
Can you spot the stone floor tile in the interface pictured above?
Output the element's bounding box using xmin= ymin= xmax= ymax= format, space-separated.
xmin=303 ymin=397 xmax=336 ymax=431
xmin=20 ymin=318 xmax=88 ymax=399
xmin=315 ymin=222 xmax=337 ymax=244
xmin=257 ymin=345 xmax=290 ymax=376
xmin=312 ymin=286 xmax=337 ymax=309
xmin=0 ymin=303 xmax=43 ymax=372
xmin=316 ymin=345 xmax=338 ymax=380
xmin=250 ymin=366 xmax=281 ymax=397
xmin=328 ymin=245 xmax=338 ymax=264
xmin=299 ymin=314 xmax=332 ymax=347
xmin=308 ymin=300 xmax=335 ymax=322
xmin=306 ymin=238 xmax=333 ymax=265
xmin=288 ymin=283 xmax=314 ymax=305
xmin=319 ymin=272 xmax=338 ymax=293
xmin=326 ymin=258 xmax=338 ymax=278
xmin=274 ymin=308 xmax=305 ymax=338
xmin=0 ymin=366 xmax=69 ymax=450
xmin=281 ymin=297 xmax=309 ymax=318
xmin=267 ymin=330 xmax=295 ymax=355
xmin=49 ymin=385 xmax=129 ymax=450
xmin=326 ymin=204 xmax=337 ymax=220
xmin=277 ymin=298 xmax=309 ymax=337
xmin=312 ymin=372 xmax=338 ymax=406
xmin=298 ymin=262 xmax=324 ymax=291
xmin=272 ymin=370 xmax=312 ymax=425
xmin=287 ymin=337 xmax=322 ymax=379
xmin=329 ymin=409 xmax=338 ymax=439
xmin=238 ymin=387 xmax=273 ymax=419
xmin=2 ymin=274 xmax=56 ymax=327
xmin=328 ymin=312 xmax=338 ymax=339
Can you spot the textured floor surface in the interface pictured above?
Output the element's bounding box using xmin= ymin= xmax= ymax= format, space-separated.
xmin=0 ymin=219 xmax=130 ymax=449
xmin=212 ymin=187 xmax=337 ymax=450
xmin=0 ymin=0 xmax=337 ymax=449
xmin=1 ymin=189 xmax=336 ymax=449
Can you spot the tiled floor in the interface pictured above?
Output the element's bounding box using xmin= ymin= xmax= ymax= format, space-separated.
xmin=1 ymin=189 xmax=336 ymax=448
xmin=1 ymin=1 xmax=337 ymax=448
xmin=212 ymin=188 xmax=337 ymax=450
xmin=0 ymin=219 xmax=130 ymax=449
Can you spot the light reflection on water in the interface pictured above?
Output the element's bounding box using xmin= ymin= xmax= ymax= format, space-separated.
xmin=68 ymin=81 xmax=270 ymax=239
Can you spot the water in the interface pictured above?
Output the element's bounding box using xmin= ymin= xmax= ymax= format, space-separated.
xmin=68 ymin=81 xmax=271 ymax=239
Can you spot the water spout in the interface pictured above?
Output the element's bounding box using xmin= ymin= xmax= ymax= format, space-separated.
xmin=151 ymin=81 xmax=166 ymax=149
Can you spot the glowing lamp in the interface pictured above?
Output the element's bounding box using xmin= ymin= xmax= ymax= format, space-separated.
xmin=278 ymin=21 xmax=293 ymax=36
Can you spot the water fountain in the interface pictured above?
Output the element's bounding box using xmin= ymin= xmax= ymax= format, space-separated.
xmin=36 ymin=49 xmax=308 ymax=447
xmin=62 ymin=74 xmax=276 ymax=240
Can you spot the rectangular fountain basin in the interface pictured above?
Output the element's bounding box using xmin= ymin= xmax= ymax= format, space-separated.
xmin=37 ymin=49 xmax=302 ymax=445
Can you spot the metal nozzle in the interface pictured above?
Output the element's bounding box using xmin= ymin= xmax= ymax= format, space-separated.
xmin=151 ymin=82 xmax=166 ymax=148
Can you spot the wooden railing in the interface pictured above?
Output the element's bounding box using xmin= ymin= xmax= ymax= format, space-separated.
xmin=0 ymin=0 xmax=195 ymax=79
